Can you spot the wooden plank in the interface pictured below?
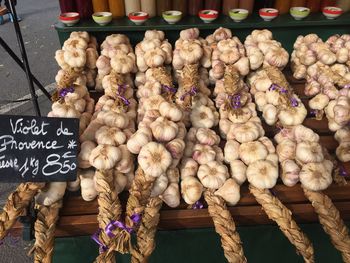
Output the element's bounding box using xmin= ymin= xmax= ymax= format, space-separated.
xmin=56 ymin=182 xmax=350 ymax=217
xmin=11 ymin=201 xmax=350 ymax=237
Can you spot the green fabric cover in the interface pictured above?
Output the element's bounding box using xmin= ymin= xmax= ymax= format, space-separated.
xmin=53 ymin=223 xmax=349 ymax=262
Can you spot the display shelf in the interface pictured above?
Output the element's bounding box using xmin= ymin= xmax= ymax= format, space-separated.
xmin=55 ymin=13 xmax=350 ymax=32
xmin=10 ymin=73 xmax=350 ymax=238
xmin=54 ymin=13 xmax=350 ymax=52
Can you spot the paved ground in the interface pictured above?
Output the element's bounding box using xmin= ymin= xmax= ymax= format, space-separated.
xmin=0 ymin=1 xmax=61 ymax=262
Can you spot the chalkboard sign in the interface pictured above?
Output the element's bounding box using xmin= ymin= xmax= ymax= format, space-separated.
xmin=0 ymin=115 xmax=79 ymax=182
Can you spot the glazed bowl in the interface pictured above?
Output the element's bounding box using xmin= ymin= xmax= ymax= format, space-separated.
xmin=198 ymin=9 xmax=219 ymax=23
xmin=129 ymin=11 xmax=149 ymax=25
xmin=162 ymin=10 xmax=182 ymax=24
xmin=290 ymin=7 xmax=310 ymax=20
xmin=229 ymin=8 xmax=249 ymax=22
xmin=92 ymin=12 xmax=112 ymax=26
xmin=59 ymin=12 xmax=80 ymax=26
xmin=323 ymin=6 xmax=343 ymax=19
xmin=259 ymin=8 xmax=279 ymax=21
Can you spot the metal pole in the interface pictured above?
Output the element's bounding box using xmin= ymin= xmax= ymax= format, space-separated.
xmin=0 ymin=37 xmax=51 ymax=99
xmin=6 ymin=0 xmax=41 ymax=116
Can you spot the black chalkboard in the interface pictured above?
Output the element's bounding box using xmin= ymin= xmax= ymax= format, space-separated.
xmin=0 ymin=115 xmax=79 ymax=182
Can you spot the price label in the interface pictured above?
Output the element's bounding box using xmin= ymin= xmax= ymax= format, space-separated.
xmin=0 ymin=115 xmax=79 ymax=182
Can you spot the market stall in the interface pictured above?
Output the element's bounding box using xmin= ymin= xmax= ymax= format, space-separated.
xmin=1 ymin=0 xmax=350 ymax=262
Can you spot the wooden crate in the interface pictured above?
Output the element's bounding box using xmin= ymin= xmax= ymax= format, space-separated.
xmin=10 ymin=72 xmax=350 ymax=237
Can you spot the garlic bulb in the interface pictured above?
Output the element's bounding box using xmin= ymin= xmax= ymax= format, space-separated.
xmin=233 ymin=122 xmax=261 ymax=143
xmin=190 ymin=105 xmax=215 ymax=128
xmin=229 ymin=160 xmax=247 ymax=185
xmin=181 ymin=176 xmax=203 ymax=205
xmin=299 ymin=162 xmax=332 ymax=191
xmin=258 ymin=137 xmax=276 ymax=154
xmin=113 ymin=171 xmax=128 ymax=194
xmin=127 ymin=130 xmax=152 ymax=154
xmin=166 ymin=138 xmax=186 ymax=159
xmin=296 ymin=141 xmax=324 ymax=164
xmin=151 ymin=174 xmax=168 ymax=197
xmin=215 ymin=179 xmax=240 ymax=206
xmin=159 ymin=101 xmax=183 ymax=122
xmin=246 ymin=160 xmax=278 ymax=189
xmin=161 ymin=183 xmax=180 ymax=208
xmin=89 ymin=145 xmax=121 ymax=170
xmin=196 ymin=128 xmax=220 ymax=146
xmin=239 ymin=141 xmax=268 ymax=165
xmin=78 ymin=140 xmax=97 ymax=168
xmin=192 ymin=144 xmax=216 ymax=165
xmin=281 ymin=160 xmax=300 ymax=187
xmin=180 ymin=158 xmax=199 ymax=179
xmin=115 ymin=145 xmax=134 ymax=173
xmin=224 ymin=140 xmax=240 ymax=163
xmin=80 ymin=169 xmax=98 ymax=201
xmin=197 ymin=161 xmax=229 ymax=189
xmin=309 ymin=94 xmax=330 ymax=110
xmin=67 ymin=176 xmax=80 ymax=192
xmin=293 ymin=125 xmax=319 ymax=143
xmin=276 ymin=139 xmax=296 ymax=162
xmin=138 ymin=142 xmax=172 ymax=177
xmin=336 ymin=142 xmax=350 ymax=162
xmin=35 ymin=182 xmax=67 ymax=206
xmin=150 ymin=117 xmax=178 ymax=142
xmin=95 ymin=126 xmax=126 ymax=146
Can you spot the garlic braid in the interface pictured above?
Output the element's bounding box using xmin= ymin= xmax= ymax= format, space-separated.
xmin=91 ymin=35 xmax=136 ymax=262
xmin=204 ymin=190 xmax=247 ymax=263
xmin=212 ymin=30 xmax=313 ymax=262
xmin=129 ymin=30 xmax=184 ymax=262
xmin=0 ymin=182 xmax=45 ymax=240
xmin=29 ymin=200 xmax=62 ymax=263
xmin=303 ymin=188 xmax=350 ymax=263
xmin=177 ymin=28 xmax=246 ymax=263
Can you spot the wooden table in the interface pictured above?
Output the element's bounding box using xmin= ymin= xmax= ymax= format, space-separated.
xmin=11 ymin=72 xmax=350 ymax=238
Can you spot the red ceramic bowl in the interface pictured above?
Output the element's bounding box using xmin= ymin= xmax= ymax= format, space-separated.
xmin=59 ymin=12 xmax=80 ymax=26
xmin=129 ymin=11 xmax=149 ymax=25
xmin=323 ymin=6 xmax=342 ymax=19
xmin=198 ymin=9 xmax=219 ymax=23
xmin=59 ymin=12 xmax=80 ymax=21
xmin=259 ymin=8 xmax=279 ymax=21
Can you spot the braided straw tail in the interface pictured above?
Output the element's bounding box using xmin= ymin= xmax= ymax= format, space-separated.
xmin=303 ymin=188 xmax=350 ymax=262
xmin=0 ymin=182 xmax=45 ymax=240
xmin=95 ymin=170 xmax=122 ymax=263
xmin=249 ymin=185 xmax=314 ymax=263
xmin=105 ymin=168 xmax=156 ymax=256
xmin=28 ymin=200 xmax=62 ymax=263
xmin=204 ymin=190 xmax=247 ymax=263
xmin=131 ymin=197 xmax=163 ymax=263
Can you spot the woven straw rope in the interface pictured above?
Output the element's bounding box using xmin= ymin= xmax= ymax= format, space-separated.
xmin=0 ymin=182 xmax=45 ymax=240
xmin=303 ymin=188 xmax=350 ymax=263
xmin=249 ymin=185 xmax=315 ymax=263
xmin=204 ymin=190 xmax=247 ymax=263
